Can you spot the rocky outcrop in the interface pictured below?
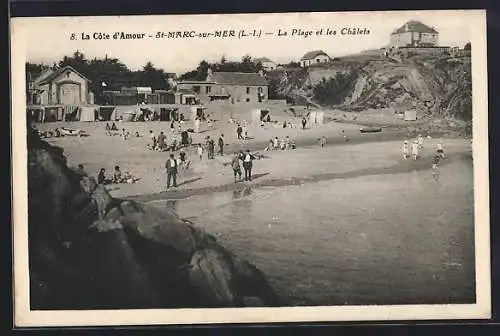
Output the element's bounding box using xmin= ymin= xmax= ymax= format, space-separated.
xmin=27 ymin=126 xmax=280 ymax=309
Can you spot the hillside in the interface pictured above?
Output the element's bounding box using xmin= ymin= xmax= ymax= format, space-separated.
xmin=267 ymin=51 xmax=472 ymax=123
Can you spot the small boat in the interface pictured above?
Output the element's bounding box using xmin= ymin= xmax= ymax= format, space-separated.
xmin=360 ymin=127 xmax=382 ymax=133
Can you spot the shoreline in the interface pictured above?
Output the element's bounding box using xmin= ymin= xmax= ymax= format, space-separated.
xmin=127 ymin=151 xmax=472 ymax=202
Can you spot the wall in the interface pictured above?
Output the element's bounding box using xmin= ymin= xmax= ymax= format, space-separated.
xmin=390 ymin=32 xmax=412 ymax=47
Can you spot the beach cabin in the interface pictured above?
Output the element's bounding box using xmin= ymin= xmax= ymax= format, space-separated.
xmin=404 ymin=110 xmax=417 ymax=121
xmin=252 ymin=109 xmax=271 ymax=123
xmin=308 ymin=110 xmax=325 ymax=125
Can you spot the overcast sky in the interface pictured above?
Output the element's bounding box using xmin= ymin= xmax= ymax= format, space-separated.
xmin=14 ymin=10 xmax=478 ymax=75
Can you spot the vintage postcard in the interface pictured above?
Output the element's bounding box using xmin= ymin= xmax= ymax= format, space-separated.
xmin=11 ymin=10 xmax=490 ymax=327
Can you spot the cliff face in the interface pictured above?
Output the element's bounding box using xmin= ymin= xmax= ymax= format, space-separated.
xmin=269 ymin=52 xmax=472 ymax=121
xmin=27 ymin=127 xmax=280 ymax=309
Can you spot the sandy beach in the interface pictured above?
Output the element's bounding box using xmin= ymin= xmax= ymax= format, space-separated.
xmin=36 ymin=116 xmax=472 ymax=200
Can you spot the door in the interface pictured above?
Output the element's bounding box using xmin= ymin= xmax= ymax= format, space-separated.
xmin=59 ymin=83 xmax=81 ymax=105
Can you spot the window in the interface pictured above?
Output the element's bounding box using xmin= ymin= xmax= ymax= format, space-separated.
xmin=205 ymin=86 xmax=211 ymax=94
xmin=316 ymin=59 xmax=320 ymax=63
xmin=246 ymin=98 xmax=250 ymax=102
xmin=193 ymin=86 xmax=200 ymax=93
xmin=246 ymin=87 xmax=250 ymax=94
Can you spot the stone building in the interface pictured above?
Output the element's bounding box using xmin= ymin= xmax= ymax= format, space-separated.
xmin=390 ymin=20 xmax=439 ymax=48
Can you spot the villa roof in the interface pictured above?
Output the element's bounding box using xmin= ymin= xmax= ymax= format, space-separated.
xmin=300 ymin=50 xmax=330 ymax=60
xmin=207 ymin=72 xmax=268 ymax=86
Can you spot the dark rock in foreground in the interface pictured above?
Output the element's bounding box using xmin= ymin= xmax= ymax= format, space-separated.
xmin=27 ymin=126 xmax=280 ymax=309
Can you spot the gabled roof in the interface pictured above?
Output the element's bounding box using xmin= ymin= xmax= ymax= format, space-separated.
xmin=207 ymin=72 xmax=268 ymax=86
xmin=36 ymin=65 xmax=92 ymax=85
xmin=300 ymin=50 xmax=330 ymax=60
xmin=392 ymin=21 xmax=439 ymax=35
xmin=254 ymin=57 xmax=274 ymax=63
xmin=32 ymin=68 xmax=55 ymax=85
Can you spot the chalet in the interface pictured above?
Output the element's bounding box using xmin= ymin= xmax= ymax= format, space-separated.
xmin=390 ymin=20 xmax=439 ymax=48
xmin=31 ymin=66 xmax=94 ymax=106
xmin=254 ymin=57 xmax=277 ymax=71
xmin=299 ymin=50 xmax=331 ymax=67
xmin=177 ymin=70 xmax=269 ymax=104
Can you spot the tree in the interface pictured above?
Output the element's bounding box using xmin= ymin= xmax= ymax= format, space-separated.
xmin=463 ymin=42 xmax=471 ymax=51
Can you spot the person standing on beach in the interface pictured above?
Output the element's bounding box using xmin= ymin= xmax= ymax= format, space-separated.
xmin=170 ymin=120 xmax=175 ymax=133
xmin=437 ymin=143 xmax=445 ymax=158
xmin=302 ymin=117 xmax=307 ymax=130
xmin=237 ymin=124 xmax=244 ymax=140
xmin=273 ymin=137 xmax=279 ymax=150
xmin=411 ymin=140 xmax=419 ymax=160
xmin=243 ymin=124 xmax=248 ymax=139
xmin=165 ymin=154 xmax=178 ymax=189
xmin=197 ymin=144 xmax=204 ymax=160
xmin=150 ymin=130 xmax=156 ymax=149
xmin=231 ymin=152 xmax=243 ymax=182
xmin=157 ymin=131 xmax=166 ymax=151
xmin=242 ymin=150 xmax=257 ymax=181
xmin=285 ymin=136 xmax=291 ymax=150
xmin=218 ymin=134 xmax=225 ymax=156
xmin=194 ymin=117 xmax=201 ymax=133
xmin=402 ymin=140 xmax=410 ymax=160
xmin=206 ymin=136 xmax=215 ymax=159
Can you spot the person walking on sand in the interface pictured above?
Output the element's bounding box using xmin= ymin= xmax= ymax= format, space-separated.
xmin=194 ymin=117 xmax=201 ymax=133
xmin=236 ymin=124 xmax=244 ymax=140
xmin=402 ymin=140 xmax=410 ymax=160
xmin=165 ymin=154 xmax=178 ymax=189
xmin=242 ymin=150 xmax=257 ymax=181
xmin=197 ymin=143 xmax=204 ymax=160
xmin=412 ymin=140 xmax=419 ymax=160
xmin=302 ymin=117 xmax=307 ymax=130
xmin=231 ymin=152 xmax=243 ymax=182
xmin=417 ymin=134 xmax=424 ymax=150
xmin=218 ymin=134 xmax=225 ymax=155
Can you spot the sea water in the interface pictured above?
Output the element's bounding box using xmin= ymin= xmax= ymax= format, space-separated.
xmin=150 ymin=158 xmax=475 ymax=306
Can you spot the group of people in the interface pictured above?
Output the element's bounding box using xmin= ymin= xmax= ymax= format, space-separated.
xmin=148 ymin=129 xmax=193 ymax=152
xmin=73 ymin=164 xmax=138 ymax=185
xmin=265 ymin=136 xmax=296 ymax=151
xmin=227 ymin=150 xmax=259 ymax=182
xmin=402 ymin=133 xmax=445 ymax=172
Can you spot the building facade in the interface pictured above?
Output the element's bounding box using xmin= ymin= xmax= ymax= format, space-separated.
xmin=177 ymin=71 xmax=269 ymax=104
xmin=390 ymin=21 xmax=439 ymax=48
xmin=300 ymin=50 xmax=331 ymax=67
xmin=32 ymin=66 xmax=93 ymax=105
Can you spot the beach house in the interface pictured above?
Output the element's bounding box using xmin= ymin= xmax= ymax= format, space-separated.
xmin=177 ymin=70 xmax=269 ymax=104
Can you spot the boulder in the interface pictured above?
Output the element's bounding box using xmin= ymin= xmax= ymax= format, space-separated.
xmin=27 ymin=126 xmax=280 ymax=309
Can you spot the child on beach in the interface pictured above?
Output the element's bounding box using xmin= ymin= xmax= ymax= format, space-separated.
xmin=437 ymin=143 xmax=445 ymax=158
xmin=113 ymin=165 xmax=123 ymax=183
xmin=265 ymin=139 xmax=274 ymax=151
xmin=285 ymin=136 xmax=291 ymax=150
xmin=402 ymin=140 xmax=410 ymax=160
xmin=319 ymin=136 xmax=326 ymax=148
xmin=273 ymin=137 xmax=279 ymax=150
xmin=197 ymin=144 xmax=204 ymax=160
xmin=411 ymin=140 xmax=419 ymax=160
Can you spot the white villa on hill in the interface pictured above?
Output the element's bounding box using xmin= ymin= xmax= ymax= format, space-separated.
xmin=390 ymin=20 xmax=439 ymax=48
xmin=299 ymin=50 xmax=331 ymax=67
